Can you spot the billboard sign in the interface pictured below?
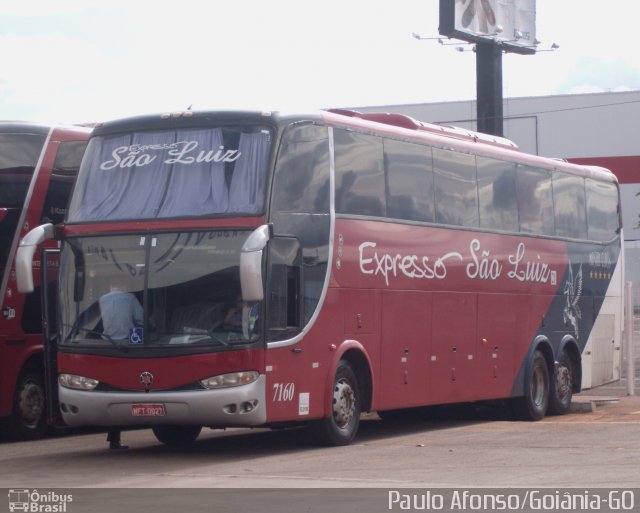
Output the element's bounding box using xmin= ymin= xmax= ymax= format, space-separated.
xmin=439 ymin=0 xmax=537 ymax=55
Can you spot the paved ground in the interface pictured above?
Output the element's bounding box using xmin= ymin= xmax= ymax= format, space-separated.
xmin=1 ymin=382 xmax=639 ymax=490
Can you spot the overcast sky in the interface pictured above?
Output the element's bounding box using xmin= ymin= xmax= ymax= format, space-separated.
xmin=1 ymin=0 xmax=638 ymax=124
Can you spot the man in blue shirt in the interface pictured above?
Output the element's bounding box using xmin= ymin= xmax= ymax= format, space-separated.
xmin=99 ymin=283 xmax=143 ymax=341
xmin=99 ymin=280 xmax=143 ymax=449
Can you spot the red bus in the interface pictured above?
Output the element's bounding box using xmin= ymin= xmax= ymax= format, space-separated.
xmin=1 ymin=122 xmax=90 ymax=439
xmin=16 ymin=110 xmax=622 ymax=446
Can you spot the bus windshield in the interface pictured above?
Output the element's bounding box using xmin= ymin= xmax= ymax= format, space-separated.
xmin=0 ymin=133 xmax=46 ymax=208
xmin=67 ymin=126 xmax=272 ymax=222
xmin=0 ymin=132 xmax=47 ymax=277
xmin=58 ymin=230 xmax=261 ymax=351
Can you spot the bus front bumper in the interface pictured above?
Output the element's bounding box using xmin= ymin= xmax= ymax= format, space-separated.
xmin=58 ymin=375 xmax=267 ymax=428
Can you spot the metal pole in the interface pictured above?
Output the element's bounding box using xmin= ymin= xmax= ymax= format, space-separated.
xmin=625 ymin=281 xmax=635 ymax=395
xmin=476 ymin=42 xmax=503 ymax=136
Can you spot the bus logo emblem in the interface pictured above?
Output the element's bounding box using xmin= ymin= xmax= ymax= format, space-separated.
xmin=563 ymin=262 xmax=583 ymax=339
xmin=8 ymin=489 xmax=29 ymax=512
xmin=140 ymin=372 xmax=154 ymax=388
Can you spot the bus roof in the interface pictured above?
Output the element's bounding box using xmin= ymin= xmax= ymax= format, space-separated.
xmin=86 ymin=109 xmax=618 ymax=184
xmin=90 ymin=110 xmax=294 ymax=137
xmin=0 ymin=121 xmax=92 ymax=137
xmin=326 ymin=108 xmax=520 ymax=150
xmin=0 ymin=121 xmax=52 ymax=136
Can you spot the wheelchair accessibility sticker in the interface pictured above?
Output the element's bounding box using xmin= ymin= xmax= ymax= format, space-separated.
xmin=129 ymin=327 xmax=143 ymax=345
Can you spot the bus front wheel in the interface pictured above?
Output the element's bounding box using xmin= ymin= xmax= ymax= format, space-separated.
xmin=311 ymin=360 xmax=361 ymax=446
xmin=7 ymin=369 xmax=48 ymax=440
xmin=152 ymin=425 xmax=202 ymax=446
xmin=512 ymin=350 xmax=549 ymax=421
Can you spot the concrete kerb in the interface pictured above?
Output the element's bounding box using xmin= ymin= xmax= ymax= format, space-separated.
xmin=569 ymin=395 xmax=619 ymax=413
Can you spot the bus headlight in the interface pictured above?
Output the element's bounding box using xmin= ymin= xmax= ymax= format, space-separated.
xmin=200 ymin=371 xmax=259 ymax=389
xmin=59 ymin=373 xmax=99 ymax=390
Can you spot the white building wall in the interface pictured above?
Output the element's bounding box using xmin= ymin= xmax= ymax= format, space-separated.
xmin=356 ymin=90 xmax=640 ymax=158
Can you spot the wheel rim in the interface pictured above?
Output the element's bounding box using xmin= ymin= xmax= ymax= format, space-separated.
xmin=332 ymin=378 xmax=356 ymax=429
xmin=18 ymin=380 xmax=45 ymax=429
xmin=531 ymin=366 xmax=546 ymax=410
xmin=555 ymin=365 xmax=572 ymax=404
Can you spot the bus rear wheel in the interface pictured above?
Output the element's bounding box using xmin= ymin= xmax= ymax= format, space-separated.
xmin=512 ymin=350 xmax=549 ymax=421
xmin=7 ymin=369 xmax=48 ymax=440
xmin=152 ymin=425 xmax=202 ymax=446
xmin=548 ymin=351 xmax=573 ymax=415
xmin=311 ymin=360 xmax=361 ymax=446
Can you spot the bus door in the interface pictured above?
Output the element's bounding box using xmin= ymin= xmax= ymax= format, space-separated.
xmin=40 ymin=247 xmax=60 ymax=426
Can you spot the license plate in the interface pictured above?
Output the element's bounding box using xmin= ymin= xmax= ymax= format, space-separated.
xmin=131 ymin=404 xmax=165 ymax=417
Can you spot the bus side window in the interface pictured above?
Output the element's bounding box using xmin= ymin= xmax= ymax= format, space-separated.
xmin=271 ymin=125 xmax=330 ymax=214
xmin=270 ymin=124 xmax=330 ymax=326
xmin=553 ymin=171 xmax=587 ymax=239
xmin=266 ymin=237 xmax=302 ymax=341
xmin=334 ymin=129 xmax=385 ymax=217
xmin=586 ymin=179 xmax=619 ymax=241
xmin=0 ymin=132 xmax=45 ymax=276
xmin=433 ymin=147 xmax=478 ymax=227
xmin=41 ymin=141 xmax=87 ymax=224
xmin=516 ymin=165 xmax=555 ymax=236
xmin=384 ymin=139 xmax=435 ymax=223
xmin=477 ymin=156 xmax=518 ymax=232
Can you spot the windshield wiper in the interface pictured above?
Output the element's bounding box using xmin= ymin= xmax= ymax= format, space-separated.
xmin=175 ymin=327 xmax=229 ymax=347
xmin=62 ymin=324 xmax=129 ymax=353
xmin=178 ymin=327 xmax=257 ymax=346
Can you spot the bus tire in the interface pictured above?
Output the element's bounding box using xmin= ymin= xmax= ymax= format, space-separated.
xmin=548 ymin=351 xmax=573 ymax=415
xmin=152 ymin=425 xmax=202 ymax=446
xmin=311 ymin=360 xmax=361 ymax=446
xmin=512 ymin=350 xmax=549 ymax=421
xmin=7 ymin=368 xmax=48 ymax=440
